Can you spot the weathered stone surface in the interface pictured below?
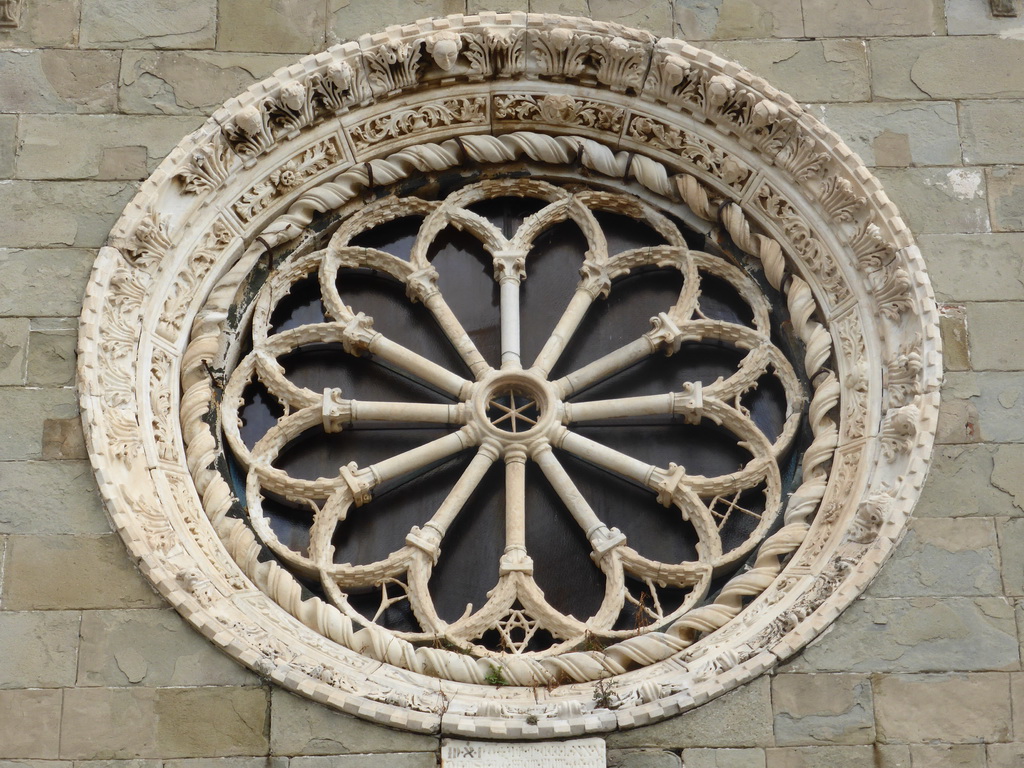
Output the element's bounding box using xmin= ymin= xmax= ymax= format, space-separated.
xmin=935 ymin=380 xmax=983 ymax=445
xmin=682 ymin=749 xmax=767 ymax=768
xmin=0 ymin=461 xmax=107 ymax=534
xmin=783 ymin=597 xmax=1019 ymax=673
xmin=990 ymin=743 xmax=1024 ymax=768
xmin=2 ymin=535 xmax=162 ymax=610
xmin=674 ymin=0 xmax=804 ymax=40
xmin=917 ymin=444 xmax=1021 ymax=517
xmin=290 ymin=756 xmax=437 ymax=768
xmin=165 ymin=759 xmax=288 ymax=768
xmin=81 ymin=0 xmax=216 ymax=49
xmin=909 ymin=744 xmax=987 ymax=767
xmin=0 ymin=182 xmax=136 ymax=248
xmin=328 ymin=0 xmax=466 ymax=45
xmin=807 ymin=102 xmax=958 ymax=168
xmin=772 ymin=675 xmax=873 ymax=745
xmin=998 ymin=519 xmax=1024 ymax=596
xmin=17 ymin=115 xmax=203 ymax=180
xmin=468 ymin=0 xmax=527 ymax=11
xmin=703 ymin=40 xmax=869 ymax=102
xmin=0 ymin=689 xmax=62 ymax=758
xmin=872 ymin=37 xmax=1024 ymax=100
xmin=988 ymin=166 xmax=1024 ymax=232
xmin=764 ymin=745 xmax=909 ymax=768
xmin=965 ymin=302 xmax=1024 ymax=370
xmin=938 ymin=305 xmax=970 ymax=372
xmin=0 ymin=317 xmax=27 ymax=385
xmin=804 ymin=0 xmax=941 ymax=37
xmin=42 ymin=416 xmax=89 ymax=460
xmin=872 ymin=168 xmax=989 ymax=235
xmin=118 ymin=50 xmax=299 ymax=115
xmin=219 ymin=0 xmax=326 ymax=53
xmin=26 ymin=328 xmax=76 ymax=386
xmin=78 ymin=609 xmax=256 ymax=687
xmin=0 ymin=386 xmax=77 ymax=460
xmin=0 ymin=250 xmax=94 ymax=317
xmin=918 ymin=234 xmax=1024 ymax=303
xmin=1014 ymin=674 xmax=1024 ymax=744
xmin=607 ymin=678 xmax=772 ymax=748
xmin=945 ymin=371 xmax=1024 ymax=443
xmin=962 ymin=101 xmax=1024 ymax=165
xmin=874 ymin=673 xmax=1011 ymax=743
xmin=869 ymin=518 xmax=1002 ymax=597
xmin=946 ymin=0 xmax=1024 ymax=35
xmin=0 ymin=611 xmax=80 ymax=688
xmin=0 ymin=115 xmax=15 ymax=178
xmin=607 ymin=749 xmax=683 ymax=768
xmin=60 ymin=687 xmax=269 ymax=759
xmin=270 ymin=689 xmax=438 ymax=756
xmin=528 ymin=0 xmax=590 ymax=17
xmin=0 ymin=0 xmax=80 ymax=48
xmin=589 ymin=0 xmax=673 ymax=36
xmin=0 ymin=51 xmax=120 ymax=114
xmin=75 ymin=761 xmax=160 ymax=768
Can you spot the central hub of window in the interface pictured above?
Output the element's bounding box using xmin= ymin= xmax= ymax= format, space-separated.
xmin=478 ymin=374 xmax=552 ymax=440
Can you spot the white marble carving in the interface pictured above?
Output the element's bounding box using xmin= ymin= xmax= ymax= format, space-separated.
xmin=78 ymin=14 xmax=941 ymax=739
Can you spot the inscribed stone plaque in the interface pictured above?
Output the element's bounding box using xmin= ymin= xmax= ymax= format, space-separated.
xmin=441 ymin=738 xmax=606 ymax=767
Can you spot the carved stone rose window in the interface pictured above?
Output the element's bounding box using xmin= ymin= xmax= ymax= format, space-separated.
xmin=79 ymin=14 xmax=941 ymax=739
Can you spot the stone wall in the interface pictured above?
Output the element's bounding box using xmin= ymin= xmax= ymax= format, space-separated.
xmin=0 ymin=1 xmax=1021 ymax=766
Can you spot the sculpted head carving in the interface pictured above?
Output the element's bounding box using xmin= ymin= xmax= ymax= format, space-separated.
xmin=429 ymin=32 xmax=462 ymax=71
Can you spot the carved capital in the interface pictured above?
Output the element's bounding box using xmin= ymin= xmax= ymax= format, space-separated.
xmin=340 ymin=312 xmax=378 ymax=356
xmin=492 ymin=251 xmax=527 ymax=283
xmin=339 ymin=461 xmax=375 ymax=507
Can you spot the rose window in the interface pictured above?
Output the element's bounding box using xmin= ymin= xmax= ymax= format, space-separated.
xmin=221 ymin=179 xmax=805 ymax=656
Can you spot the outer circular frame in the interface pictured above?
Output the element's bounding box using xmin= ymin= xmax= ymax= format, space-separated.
xmin=78 ymin=13 xmax=941 ymax=739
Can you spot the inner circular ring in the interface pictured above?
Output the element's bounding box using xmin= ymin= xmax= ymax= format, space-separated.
xmin=475 ymin=373 xmax=556 ymax=439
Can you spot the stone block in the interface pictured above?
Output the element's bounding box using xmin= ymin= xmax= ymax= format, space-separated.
xmin=965 ymin=302 xmax=1024 ymax=370
xmin=0 ymin=316 xmax=28 ymax=385
xmin=469 ymin=0 xmax=527 ymax=11
xmin=74 ymin=761 xmax=160 ymax=768
xmin=917 ymin=234 xmax=1024 ymax=303
xmin=219 ymin=0 xmax=326 ymax=54
xmin=0 ymin=386 xmax=78 ymax=460
xmin=0 ymin=762 xmax=73 ymax=768
xmin=803 ymin=0 xmax=941 ymax=37
xmin=329 ymin=0 xmax=485 ymax=45
xmin=118 ymin=51 xmax=300 ymax=115
xmin=868 ymin=518 xmax=1002 ymax=597
xmin=0 ymin=249 xmax=94 ymax=317
xmin=42 ymin=416 xmax=89 ymax=460
xmin=0 ymin=182 xmax=136 ymax=249
xmin=909 ymin=744 xmax=987 ymax=767
xmin=938 ymin=305 xmax=969 ymax=372
xmin=0 ymin=689 xmax=62 ymax=758
xmin=0 ymin=610 xmax=80 ymax=688
xmin=945 ymin=371 xmax=1024 ymax=443
xmin=807 ymin=102 xmax=958 ymax=168
xmin=682 ymin=749 xmax=766 ymax=768
xmin=606 ymin=678 xmax=772 ymax=748
xmin=765 ymin=745 xmax=909 ymax=768
xmin=990 ymin=743 xmax=1024 ymax=768
xmin=269 ymin=689 xmax=439 ymax=756
xmin=872 ymin=37 xmax=1024 ymax=100
xmin=0 ymin=114 xmax=15 ymax=178
xmin=16 ymin=115 xmax=204 ymax=181
xmin=0 ymin=461 xmax=108 ymax=534
xmin=783 ymin=597 xmax=1019 ymax=674
xmin=165 ymin=759 xmax=288 ymax=768
xmin=81 ymin=0 xmax=216 ymax=49
xmin=607 ymin=750 xmax=683 ymax=768
xmin=1015 ymin=673 xmax=1024 ymax=740
xmin=936 ymin=374 xmax=982 ymax=444
xmin=589 ymin=0 xmax=673 ymax=36
xmin=872 ymin=168 xmax=988 ymax=236
xmin=78 ymin=609 xmax=257 ymax=687
xmin=60 ymin=686 xmax=269 ymax=759
xmin=25 ymin=328 xmax=76 ymax=386
xmin=674 ymin=0 xmax=804 ymax=41
xmin=917 ymin=444 xmax=1022 ymax=518
xmin=0 ymin=0 xmax=80 ymax=48
xmin=2 ymin=535 xmax=162 ymax=610
xmin=703 ymin=40 xmax=869 ymax=103
xmin=962 ymin=100 xmax=1024 ymax=165
xmin=528 ymin=0 xmax=590 ymax=16
xmin=946 ymin=0 xmax=1024 ymax=35
xmin=0 ymin=50 xmax=120 ymax=114
xmin=988 ymin=166 xmax=1024 ymax=232
xmin=290 ymin=756 xmax=437 ymax=768
xmin=875 ymin=673 xmax=1012 ymax=743
xmin=999 ymin=519 xmax=1024 ymax=597
xmin=772 ymin=674 xmax=873 ymax=745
